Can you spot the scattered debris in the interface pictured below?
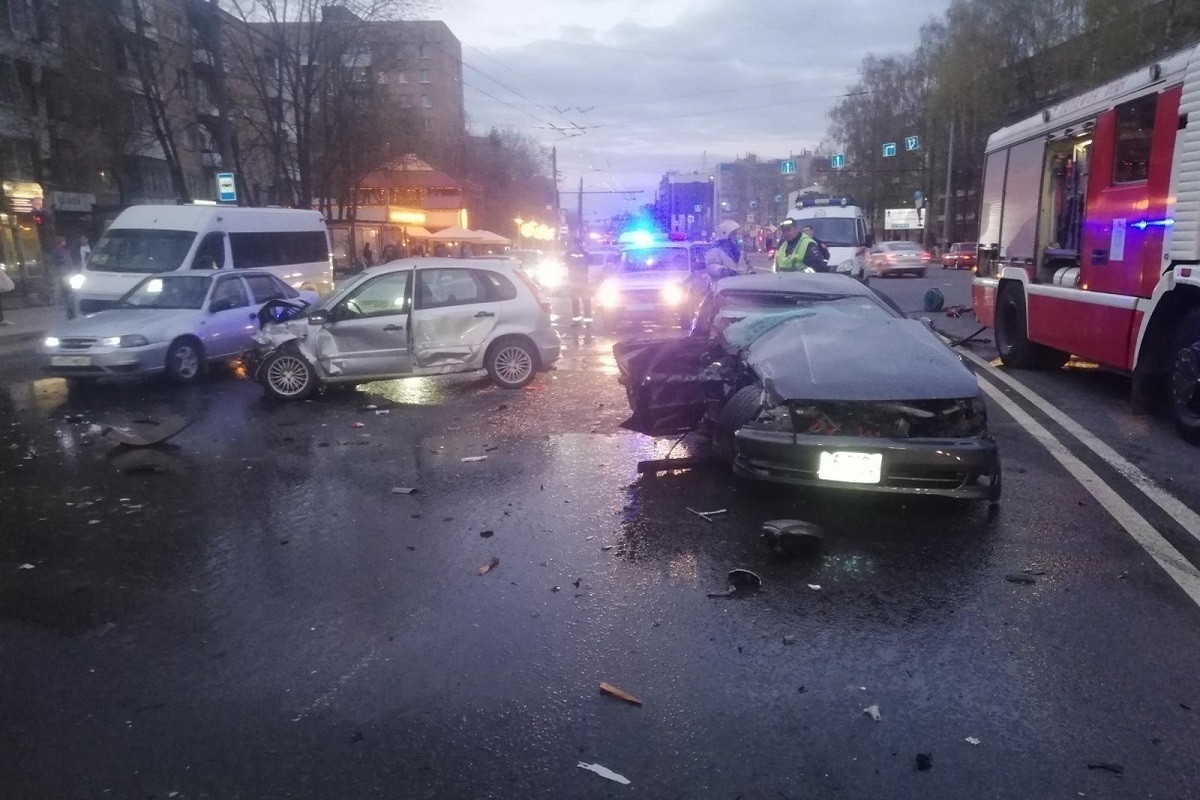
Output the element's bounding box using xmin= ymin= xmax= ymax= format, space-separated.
xmin=484 ymin=445 xmax=500 ymax=452
xmin=479 ymin=530 xmax=494 ymax=538
xmin=914 ymin=753 xmax=933 ymax=771
xmin=707 ymin=569 xmax=762 ymax=598
xmin=478 ymin=557 xmax=500 ymax=575
xmin=18 ymin=563 xmax=35 ymax=570
xmin=1181 ymin=703 xmax=1193 ymax=711
xmin=965 ymin=737 xmax=981 ymax=746
xmin=374 ymin=409 xmax=390 ymax=416
xmin=797 ymin=686 xmax=807 ymax=694
xmin=1087 ymin=763 xmax=1124 ymax=775
xmin=863 ymin=705 xmax=882 ymax=722
xmin=601 ymin=545 xmax=614 ymax=552
xmin=577 ymin=762 xmax=630 ymax=785
xmin=461 ymin=455 xmax=488 ymax=463
xmin=391 ymin=487 xmax=417 ymax=495
xmin=573 ymin=577 xmax=581 ymax=589
xmin=406 ymin=546 xmax=416 ymax=551
xmin=807 ymin=584 xmax=822 ymax=591
xmin=365 ymin=404 xmax=379 ymax=411
xmin=551 ymin=586 xmax=560 ymax=592
xmin=945 ymin=304 xmax=972 ymax=318
xmin=636 ymin=455 xmax=712 ymax=475
xmin=350 ymin=422 xmax=366 ymax=429
xmin=783 ymin=635 xmax=797 ymax=646
xmin=1117 ymin=571 xmax=1129 ymax=579
xmin=762 ymin=519 xmax=824 ymax=557
xmin=686 ymin=507 xmax=726 ymax=523
xmin=87 ymin=424 xmax=104 ymax=435
xmin=1005 ymin=573 xmax=1037 ymax=584
xmin=1023 ymin=568 xmax=1046 ymax=576
xmin=101 ymin=415 xmax=192 ymax=446
xmin=599 ymin=682 xmax=642 ymax=706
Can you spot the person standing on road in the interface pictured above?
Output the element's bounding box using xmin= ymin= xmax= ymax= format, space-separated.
xmin=568 ymin=237 xmax=592 ymax=327
xmin=801 ymin=225 xmax=831 ymax=268
xmin=362 ymin=242 xmax=375 ymax=267
xmin=774 ymin=219 xmax=829 ymax=273
xmin=78 ymin=235 xmax=92 ymax=268
xmin=47 ymin=235 xmax=70 ymax=304
xmin=706 ymin=220 xmax=749 ymax=278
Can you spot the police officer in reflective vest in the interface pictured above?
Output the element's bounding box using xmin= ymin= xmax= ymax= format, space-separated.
xmin=773 ymin=218 xmax=828 ymax=272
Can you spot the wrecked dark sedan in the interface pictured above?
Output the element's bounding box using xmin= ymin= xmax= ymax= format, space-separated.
xmin=614 ymin=273 xmax=1001 ymax=501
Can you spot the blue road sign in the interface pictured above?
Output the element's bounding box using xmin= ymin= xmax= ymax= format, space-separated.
xmin=882 ymin=142 xmax=897 ymax=158
xmin=905 ymin=135 xmax=920 ymax=152
xmin=780 ymin=160 xmax=796 ymax=175
xmin=830 ymin=153 xmax=846 ymax=169
xmin=217 ymin=173 xmax=237 ymax=203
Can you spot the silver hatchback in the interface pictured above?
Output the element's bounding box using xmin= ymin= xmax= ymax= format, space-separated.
xmin=250 ymin=258 xmax=562 ymax=400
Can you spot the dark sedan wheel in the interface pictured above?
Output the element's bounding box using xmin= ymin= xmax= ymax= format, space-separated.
xmin=714 ymin=386 xmax=764 ymax=463
xmin=165 ymin=338 xmax=203 ymax=384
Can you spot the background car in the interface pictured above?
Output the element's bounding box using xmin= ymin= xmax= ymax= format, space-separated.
xmin=251 ymin=258 xmax=561 ymax=400
xmin=941 ymin=242 xmax=979 ymax=270
xmin=593 ymin=240 xmax=707 ymax=332
xmin=41 ymin=271 xmax=313 ymax=386
xmin=614 ymin=273 xmax=1000 ymax=502
xmin=869 ymin=241 xmax=931 ymax=278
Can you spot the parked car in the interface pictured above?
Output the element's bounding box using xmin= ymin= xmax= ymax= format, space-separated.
xmin=614 ymin=273 xmax=1000 ymax=502
xmin=41 ymin=271 xmax=315 ymax=385
xmin=249 ymin=258 xmax=561 ymax=400
xmin=942 ymin=242 xmax=979 ymax=270
xmin=869 ymin=241 xmax=931 ymax=278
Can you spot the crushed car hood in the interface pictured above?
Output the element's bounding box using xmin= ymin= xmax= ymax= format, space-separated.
xmin=742 ymin=314 xmax=979 ymax=402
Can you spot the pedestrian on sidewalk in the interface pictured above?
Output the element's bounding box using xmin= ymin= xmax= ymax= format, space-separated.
xmin=47 ymin=235 xmax=70 ymax=305
xmin=0 ymin=266 xmax=14 ymax=324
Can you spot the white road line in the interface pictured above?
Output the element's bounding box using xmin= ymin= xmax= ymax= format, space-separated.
xmin=977 ymin=379 xmax=1200 ymax=607
xmin=959 ymin=348 xmax=1200 ymax=542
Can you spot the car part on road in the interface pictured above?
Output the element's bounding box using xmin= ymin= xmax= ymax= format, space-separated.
xmin=109 ymin=445 xmax=186 ymax=475
xmin=707 ymin=568 xmax=762 ymax=598
xmin=965 ymin=737 xmax=982 ymax=746
xmin=165 ymin=337 xmax=203 ymax=384
xmin=462 ymin=455 xmax=488 ymax=463
xmin=18 ymin=563 xmax=35 ymax=570
xmin=478 ymin=556 xmax=500 ymax=575
xmin=924 ymin=288 xmax=945 ymax=312
xmin=101 ymin=415 xmax=192 ymax=446
xmin=915 ymin=753 xmax=933 ymax=771
xmin=1005 ymin=573 xmax=1037 ymax=584
xmin=391 ymin=487 xmax=417 ymax=495
xmin=577 ymin=762 xmax=631 ymax=785
xmin=687 ymin=507 xmax=726 ymax=523
xmin=762 ymin=519 xmax=824 ymax=557
xmin=864 ymin=705 xmax=882 ymax=721
xmin=599 ymin=682 xmax=643 ymax=706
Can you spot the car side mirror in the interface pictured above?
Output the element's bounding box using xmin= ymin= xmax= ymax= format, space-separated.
xmin=209 ymin=298 xmax=235 ymax=313
xmin=307 ymin=309 xmax=330 ymax=325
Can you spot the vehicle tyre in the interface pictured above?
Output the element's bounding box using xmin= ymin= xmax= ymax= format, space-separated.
xmin=165 ymin=337 xmax=204 ymax=384
xmin=1169 ymin=308 xmax=1200 ymax=444
xmin=261 ymin=349 xmax=318 ymax=401
xmin=486 ymin=337 xmax=538 ymax=390
xmin=713 ymin=385 xmax=764 ymax=463
xmin=994 ymin=283 xmax=1043 ymax=369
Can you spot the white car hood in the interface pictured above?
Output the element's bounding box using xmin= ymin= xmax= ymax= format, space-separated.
xmin=50 ymin=308 xmax=201 ymax=340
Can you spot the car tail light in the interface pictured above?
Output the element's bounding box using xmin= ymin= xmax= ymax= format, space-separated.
xmin=886 ymin=253 xmax=897 ymax=263
xmin=921 ymin=252 xmax=931 ymax=262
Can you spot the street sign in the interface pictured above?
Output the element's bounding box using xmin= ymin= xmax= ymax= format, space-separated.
xmin=884 ymin=208 xmax=922 ymax=230
xmin=216 ymin=172 xmax=236 ymax=203
xmin=882 ymin=143 xmax=897 ymax=158
xmin=693 ymin=204 xmax=702 ymax=213
xmin=780 ymin=160 xmax=796 ymax=175
xmin=905 ymin=136 xmax=920 ymax=152
xmin=830 ymin=153 xmax=846 ymax=169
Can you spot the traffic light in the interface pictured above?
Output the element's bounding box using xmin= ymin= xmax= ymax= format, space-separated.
xmin=31 ymin=208 xmax=46 ymax=227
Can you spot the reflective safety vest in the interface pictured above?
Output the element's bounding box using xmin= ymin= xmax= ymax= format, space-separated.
xmin=775 ymin=234 xmax=814 ymax=272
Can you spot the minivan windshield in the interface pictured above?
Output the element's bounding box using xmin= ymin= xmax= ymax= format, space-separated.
xmin=792 ymin=218 xmax=858 ymax=247
xmin=87 ymin=229 xmax=197 ymax=274
xmin=117 ymin=275 xmax=211 ymax=309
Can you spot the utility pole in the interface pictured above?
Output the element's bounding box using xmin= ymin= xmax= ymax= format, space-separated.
xmin=941 ymin=118 xmax=956 ymax=250
xmin=577 ymin=176 xmax=584 ymax=237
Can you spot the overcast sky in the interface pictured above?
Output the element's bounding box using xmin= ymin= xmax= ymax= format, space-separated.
xmin=433 ymin=0 xmax=951 ymax=221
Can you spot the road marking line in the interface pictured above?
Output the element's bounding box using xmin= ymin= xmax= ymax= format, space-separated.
xmin=959 ymin=347 xmax=1200 ymax=543
xmin=977 ymin=379 xmax=1200 ymax=607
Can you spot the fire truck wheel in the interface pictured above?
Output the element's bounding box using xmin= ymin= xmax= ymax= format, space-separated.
xmin=1170 ymin=309 xmax=1200 ymax=445
xmin=995 ymin=283 xmax=1043 ymax=369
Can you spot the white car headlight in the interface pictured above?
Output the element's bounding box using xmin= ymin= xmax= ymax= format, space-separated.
xmin=44 ymin=336 xmax=60 ymax=348
xmin=596 ymin=282 xmax=621 ymax=308
xmin=68 ymin=274 xmax=86 ymax=290
xmin=100 ymin=335 xmax=150 ymax=348
xmin=661 ymin=283 xmax=685 ymax=305
xmin=837 ymin=259 xmax=855 ymax=273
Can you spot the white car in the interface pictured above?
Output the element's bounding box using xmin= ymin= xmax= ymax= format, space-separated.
xmin=41 ymin=271 xmax=316 ymax=386
xmin=249 ymin=258 xmax=562 ymax=400
xmin=593 ymin=240 xmax=707 ymax=331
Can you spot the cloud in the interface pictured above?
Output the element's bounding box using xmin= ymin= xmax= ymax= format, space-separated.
xmin=439 ymin=0 xmax=950 ymax=219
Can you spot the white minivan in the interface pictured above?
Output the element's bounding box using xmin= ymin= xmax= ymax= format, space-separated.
xmin=70 ymin=205 xmax=333 ymax=315
xmin=785 ymin=195 xmax=874 ymax=283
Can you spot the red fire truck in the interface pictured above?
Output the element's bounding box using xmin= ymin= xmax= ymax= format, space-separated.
xmin=972 ymin=42 xmax=1200 ymax=442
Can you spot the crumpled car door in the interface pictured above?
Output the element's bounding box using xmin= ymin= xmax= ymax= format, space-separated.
xmin=613 ymin=336 xmax=720 ymax=436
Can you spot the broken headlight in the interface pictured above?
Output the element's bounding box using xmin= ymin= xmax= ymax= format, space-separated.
xmin=751 ymin=404 xmax=793 ymax=432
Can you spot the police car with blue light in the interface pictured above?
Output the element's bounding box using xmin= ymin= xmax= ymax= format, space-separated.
xmin=593 ymin=231 xmax=709 ymax=332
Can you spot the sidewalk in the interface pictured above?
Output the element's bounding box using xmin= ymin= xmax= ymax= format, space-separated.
xmin=0 ymin=302 xmax=67 ymax=346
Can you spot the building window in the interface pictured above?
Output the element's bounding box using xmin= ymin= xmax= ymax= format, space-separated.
xmin=421 ymin=94 xmax=431 ymax=108
xmin=423 ymin=117 xmax=432 ymax=131
xmin=418 ymin=43 xmax=428 ymax=59
xmin=1113 ymin=94 xmax=1156 ymax=184
xmin=420 ymin=69 xmax=430 ymax=83
xmin=399 ymin=94 xmax=411 ymax=108
xmin=396 ymin=70 xmax=407 ymax=83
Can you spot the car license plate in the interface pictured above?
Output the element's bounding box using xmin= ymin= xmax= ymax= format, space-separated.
xmin=50 ymin=356 xmax=91 ymax=367
xmin=818 ymin=451 xmax=882 ymax=484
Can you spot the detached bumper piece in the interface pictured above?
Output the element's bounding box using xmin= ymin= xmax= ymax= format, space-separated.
xmin=732 ymin=430 xmax=1000 ymax=500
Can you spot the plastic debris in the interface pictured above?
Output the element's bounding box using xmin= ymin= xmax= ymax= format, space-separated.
xmin=1087 ymin=763 xmax=1124 ymax=775
xmin=864 ymin=705 xmax=882 ymax=721
xmin=965 ymin=737 xmax=981 ymax=746
xmin=102 ymin=416 xmax=192 ymax=446
xmin=914 ymin=753 xmax=933 ymax=771
xmin=808 ymin=584 xmax=822 ymax=591
xmin=601 ymin=545 xmax=614 ymax=551
xmin=577 ymin=762 xmax=630 ymax=785
xmin=1005 ymin=573 xmax=1037 ymax=584
xmin=762 ymin=519 xmax=824 ymax=557
xmin=707 ymin=568 xmax=762 ymax=598
xmin=18 ymin=563 xmax=35 ymax=570
xmin=599 ymin=682 xmax=642 ymax=706
xmin=462 ymin=455 xmax=488 ymax=463
xmin=783 ymin=635 xmax=797 ymax=645
xmin=391 ymin=487 xmax=417 ymax=495
xmin=87 ymin=424 xmax=104 ymax=435
xmin=350 ymin=422 xmax=366 ymax=429
xmin=479 ymin=530 xmax=494 ymax=538
xmin=478 ymin=556 xmax=500 ymax=575
xmin=374 ymin=409 xmax=390 ymax=416
xmin=365 ymin=404 xmax=378 ymax=410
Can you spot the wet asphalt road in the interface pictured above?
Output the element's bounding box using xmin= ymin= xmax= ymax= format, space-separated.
xmin=2 ymin=270 xmax=1200 ymax=800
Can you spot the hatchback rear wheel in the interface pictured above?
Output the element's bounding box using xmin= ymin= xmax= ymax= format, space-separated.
xmin=487 ymin=338 xmax=537 ymax=389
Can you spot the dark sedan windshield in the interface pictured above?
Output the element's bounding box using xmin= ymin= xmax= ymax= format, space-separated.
xmin=118 ymin=275 xmax=211 ymax=309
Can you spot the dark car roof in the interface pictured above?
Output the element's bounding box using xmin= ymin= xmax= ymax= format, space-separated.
xmin=713 ymin=272 xmax=875 ymax=297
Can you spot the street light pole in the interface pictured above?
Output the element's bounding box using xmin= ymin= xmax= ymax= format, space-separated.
xmin=941 ymin=118 xmax=956 ymax=251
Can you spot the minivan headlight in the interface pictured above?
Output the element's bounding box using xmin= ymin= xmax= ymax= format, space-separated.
xmin=837 ymin=259 xmax=855 ymax=273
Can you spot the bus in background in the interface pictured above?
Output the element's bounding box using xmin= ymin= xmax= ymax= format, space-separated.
xmin=70 ymin=205 xmax=333 ymax=315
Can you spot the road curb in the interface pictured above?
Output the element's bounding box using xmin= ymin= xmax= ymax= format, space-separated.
xmin=0 ymin=329 xmax=46 ymax=348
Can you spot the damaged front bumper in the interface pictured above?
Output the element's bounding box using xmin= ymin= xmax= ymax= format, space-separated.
xmin=732 ymin=429 xmax=1000 ymax=500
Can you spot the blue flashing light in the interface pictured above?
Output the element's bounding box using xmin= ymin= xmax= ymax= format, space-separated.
xmin=618 ymin=230 xmax=657 ymax=248
xmin=1131 ymin=218 xmax=1174 ymax=231
xmin=797 ymin=195 xmax=856 ymax=209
